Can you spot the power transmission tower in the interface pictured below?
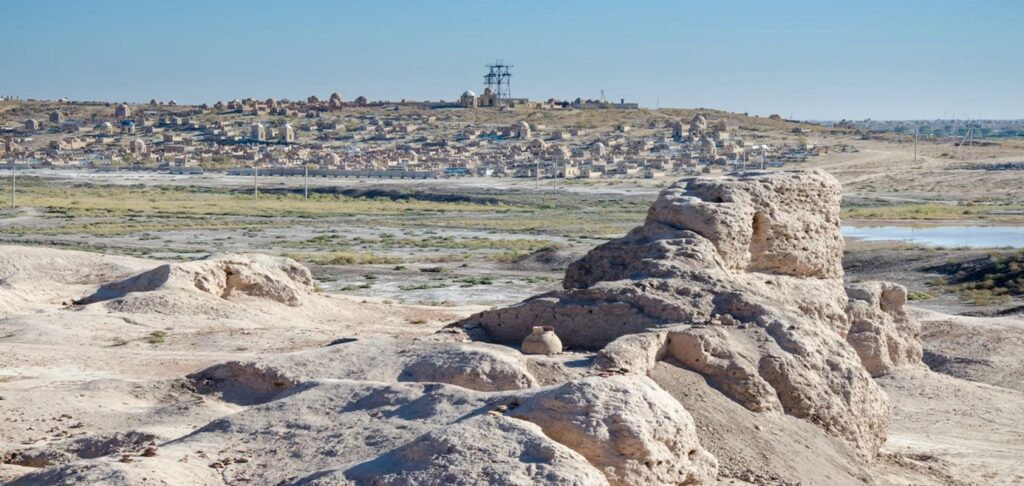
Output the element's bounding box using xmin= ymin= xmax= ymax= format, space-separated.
xmin=484 ymin=61 xmax=513 ymax=101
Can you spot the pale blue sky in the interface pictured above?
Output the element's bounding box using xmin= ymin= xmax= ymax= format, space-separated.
xmin=2 ymin=0 xmax=1021 ymax=119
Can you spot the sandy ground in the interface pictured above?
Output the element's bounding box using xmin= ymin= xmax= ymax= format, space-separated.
xmin=803 ymin=138 xmax=1024 ymax=203
xmin=0 ymin=246 xmax=481 ymax=483
xmin=1 ymin=244 xmax=1022 ymax=484
xmin=3 ymin=135 xmax=1024 ymax=483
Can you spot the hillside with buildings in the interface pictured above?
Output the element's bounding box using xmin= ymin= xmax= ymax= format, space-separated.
xmin=0 ymin=94 xmax=842 ymax=179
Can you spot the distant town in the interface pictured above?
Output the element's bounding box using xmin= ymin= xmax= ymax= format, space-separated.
xmin=0 ymin=64 xmax=879 ymax=180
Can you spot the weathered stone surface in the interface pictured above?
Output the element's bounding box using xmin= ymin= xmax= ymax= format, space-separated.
xmin=510 ymin=376 xmax=718 ymax=486
xmin=79 ymin=253 xmax=314 ymax=307
xmin=647 ymin=172 xmax=845 ymax=278
xmin=399 ymin=345 xmax=538 ymax=391
xmin=188 ymin=338 xmax=539 ymax=399
xmin=594 ymin=330 xmax=669 ymax=374
xmin=846 ymin=281 xmax=925 ymax=377
xmin=665 ymin=326 xmax=783 ymax=414
xmin=14 ymin=377 xmax=716 ymax=486
xmin=455 ymin=170 xmax=917 ymax=459
xmin=344 ymin=415 xmax=609 ymax=485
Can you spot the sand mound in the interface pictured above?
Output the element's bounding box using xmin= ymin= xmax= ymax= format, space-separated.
xmin=343 ymin=415 xmax=608 ymax=485
xmin=78 ymin=253 xmax=314 ymax=308
xmin=915 ymin=308 xmax=1024 ymax=392
xmin=2 ymin=431 xmax=157 ymax=468
xmin=185 ymin=338 xmax=549 ymax=405
xmin=456 ymin=171 xmax=923 ymax=458
xmin=0 ymin=245 xmax=151 ymax=315
xmin=14 ymin=376 xmax=717 ymax=485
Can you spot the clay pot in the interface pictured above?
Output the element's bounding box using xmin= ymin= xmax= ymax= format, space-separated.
xmin=521 ymin=326 xmax=563 ymax=355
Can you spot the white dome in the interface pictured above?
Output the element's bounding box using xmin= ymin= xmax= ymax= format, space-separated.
xmin=462 ymin=90 xmax=476 ymax=97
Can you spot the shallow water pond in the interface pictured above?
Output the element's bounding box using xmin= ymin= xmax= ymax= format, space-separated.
xmin=842 ymin=225 xmax=1024 ymax=248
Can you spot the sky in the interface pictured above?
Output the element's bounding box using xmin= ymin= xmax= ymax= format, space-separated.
xmin=1 ymin=0 xmax=1022 ymax=120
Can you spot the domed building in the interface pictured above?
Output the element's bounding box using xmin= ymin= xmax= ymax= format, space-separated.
xmin=689 ymin=114 xmax=707 ymax=137
xmin=280 ymin=123 xmax=295 ymax=143
xmin=115 ymin=103 xmax=131 ymax=119
xmin=514 ymin=120 xmax=531 ymax=139
xmin=591 ymin=141 xmax=607 ymax=157
xmin=459 ymin=90 xmax=477 ymax=108
xmin=98 ymin=121 xmax=114 ymax=135
xmin=478 ymin=87 xmax=498 ymax=107
xmin=328 ymin=92 xmax=343 ymax=109
xmin=129 ymin=138 xmax=147 ymax=154
xmin=699 ymin=135 xmax=718 ymax=158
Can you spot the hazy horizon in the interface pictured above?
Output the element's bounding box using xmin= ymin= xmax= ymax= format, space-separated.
xmin=2 ymin=0 xmax=1021 ymax=120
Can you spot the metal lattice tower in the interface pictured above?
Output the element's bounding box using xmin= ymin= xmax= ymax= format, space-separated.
xmin=484 ymin=60 xmax=513 ymax=100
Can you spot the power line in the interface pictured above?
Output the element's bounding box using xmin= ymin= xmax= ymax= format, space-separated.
xmin=484 ymin=60 xmax=513 ymax=100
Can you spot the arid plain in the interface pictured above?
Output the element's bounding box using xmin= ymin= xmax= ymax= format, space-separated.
xmin=2 ymin=104 xmax=1024 ymax=485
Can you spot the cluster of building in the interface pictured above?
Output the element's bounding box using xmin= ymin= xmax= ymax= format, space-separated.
xmin=1 ymin=92 xmax=822 ymax=178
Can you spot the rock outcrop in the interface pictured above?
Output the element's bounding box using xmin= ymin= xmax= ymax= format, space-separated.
xmin=78 ymin=253 xmax=314 ymax=307
xmin=14 ymin=377 xmax=717 ymax=486
xmin=510 ymin=376 xmax=718 ymax=485
xmin=186 ymin=338 xmax=543 ymax=403
xmin=456 ymin=170 xmax=923 ymax=459
xmin=845 ymin=281 xmax=924 ymax=377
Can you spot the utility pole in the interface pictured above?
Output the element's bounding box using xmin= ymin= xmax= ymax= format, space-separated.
xmin=914 ymin=127 xmax=919 ymax=162
xmin=304 ymin=164 xmax=309 ymax=200
xmin=535 ymin=160 xmax=540 ymax=190
xmin=253 ymin=165 xmax=259 ymax=200
xmin=9 ymin=163 xmax=15 ymax=209
xmin=552 ymin=161 xmax=560 ymax=191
